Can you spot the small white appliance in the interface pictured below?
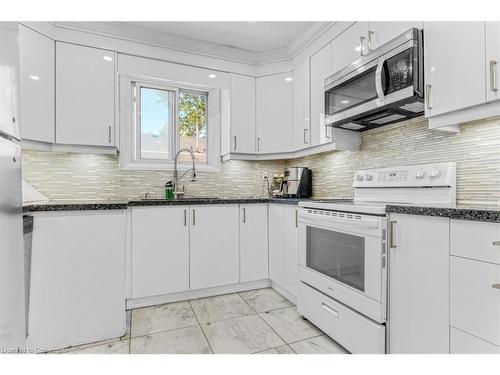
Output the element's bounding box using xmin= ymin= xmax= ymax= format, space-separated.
xmin=297 ymin=162 xmax=456 ymax=354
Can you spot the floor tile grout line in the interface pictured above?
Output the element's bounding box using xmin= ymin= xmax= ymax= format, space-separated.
xmin=130 ymin=323 xmax=200 ymax=340
xmin=188 ymin=300 xmax=215 ymax=354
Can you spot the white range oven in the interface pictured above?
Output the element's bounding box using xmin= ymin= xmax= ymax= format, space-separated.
xmin=296 ymin=162 xmax=457 ymax=354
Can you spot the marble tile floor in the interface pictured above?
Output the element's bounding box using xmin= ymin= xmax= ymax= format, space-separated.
xmin=55 ymin=288 xmax=349 ymax=354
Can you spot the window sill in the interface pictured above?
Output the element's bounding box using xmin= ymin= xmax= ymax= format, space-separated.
xmin=119 ymin=160 xmax=220 ymax=172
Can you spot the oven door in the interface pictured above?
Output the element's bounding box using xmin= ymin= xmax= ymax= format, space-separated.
xmin=298 ymin=208 xmax=387 ymax=322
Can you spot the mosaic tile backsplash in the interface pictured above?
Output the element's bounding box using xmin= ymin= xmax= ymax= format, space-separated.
xmin=22 ymin=116 xmax=500 ymax=206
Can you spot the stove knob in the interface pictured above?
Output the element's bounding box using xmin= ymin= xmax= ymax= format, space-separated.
xmin=364 ymin=174 xmax=373 ymax=181
xmin=429 ymin=168 xmax=441 ymax=179
xmin=356 ymin=174 xmax=364 ymax=181
xmin=415 ymin=169 xmax=426 ymax=179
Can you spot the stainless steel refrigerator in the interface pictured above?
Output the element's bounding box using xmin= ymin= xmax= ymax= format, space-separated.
xmin=0 ymin=22 xmax=26 ymax=352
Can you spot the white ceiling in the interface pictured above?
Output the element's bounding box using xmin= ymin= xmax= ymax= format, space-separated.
xmin=126 ymin=21 xmax=316 ymax=53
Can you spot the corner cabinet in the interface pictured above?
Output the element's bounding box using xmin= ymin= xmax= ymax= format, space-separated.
xmin=486 ymin=22 xmax=500 ymax=103
xmin=19 ymin=25 xmax=55 ymax=143
xmin=256 ymin=72 xmax=293 ymax=154
xmin=230 ymin=74 xmax=256 ymax=154
xmin=56 ymin=42 xmax=116 ymax=147
xmin=292 ymin=59 xmax=310 ymax=150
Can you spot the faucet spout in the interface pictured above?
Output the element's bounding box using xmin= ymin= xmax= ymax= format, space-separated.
xmin=173 ymin=148 xmax=197 ymax=198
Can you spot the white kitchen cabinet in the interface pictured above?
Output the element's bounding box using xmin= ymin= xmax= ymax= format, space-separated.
xmin=451 ymin=327 xmax=500 ymax=354
xmin=230 ymin=74 xmax=256 ymax=154
xmin=450 ymin=256 xmax=500 ymax=347
xmin=486 ymin=22 xmax=500 ymax=102
xmin=283 ymin=205 xmax=299 ymax=297
xmin=366 ymin=22 xmax=423 ymax=50
xmin=310 ymin=42 xmax=333 ymax=146
xmin=19 ymin=25 xmax=55 ymax=143
xmin=424 ymin=22 xmax=486 ymax=118
xmin=269 ymin=204 xmax=285 ymax=286
xmin=331 ymin=22 xmax=369 ymax=74
xmin=240 ymin=204 xmax=269 ymax=282
xmin=450 ymin=219 xmax=500 ymax=265
xmin=292 ymin=59 xmax=310 ymax=150
xmin=27 ymin=211 xmax=126 ymax=351
xmin=131 ymin=206 xmax=189 ymax=299
xmin=256 ymin=72 xmax=293 ymax=154
xmin=388 ymin=214 xmax=450 ymax=353
xmin=190 ymin=205 xmax=239 ymax=289
xmin=56 ymin=42 xmax=115 ymax=147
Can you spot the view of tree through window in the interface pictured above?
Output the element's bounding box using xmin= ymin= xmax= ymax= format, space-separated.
xmin=138 ymin=85 xmax=208 ymax=164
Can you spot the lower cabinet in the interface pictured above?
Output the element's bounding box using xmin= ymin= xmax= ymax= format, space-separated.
xmin=283 ymin=205 xmax=299 ymax=297
xmin=27 ymin=211 xmax=126 ymax=350
xmin=388 ymin=214 xmax=450 ymax=354
xmin=190 ymin=205 xmax=240 ymax=290
xmin=450 ymin=327 xmax=500 ymax=354
xmin=131 ymin=207 xmax=189 ymax=299
xmin=269 ymin=204 xmax=285 ymax=286
xmin=240 ymin=204 xmax=269 ymax=282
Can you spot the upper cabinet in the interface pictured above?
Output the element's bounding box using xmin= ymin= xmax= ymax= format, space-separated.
xmin=331 ymin=22 xmax=368 ymax=74
xmin=256 ymin=72 xmax=293 ymax=154
xmin=56 ymin=42 xmax=116 ymax=147
xmin=366 ymin=22 xmax=423 ymax=50
xmin=230 ymin=73 xmax=256 ymax=154
xmin=19 ymin=25 xmax=55 ymax=143
xmin=292 ymin=59 xmax=310 ymax=150
xmin=309 ymin=42 xmax=332 ymax=146
xmin=486 ymin=22 xmax=500 ymax=103
xmin=424 ymin=22 xmax=486 ymax=118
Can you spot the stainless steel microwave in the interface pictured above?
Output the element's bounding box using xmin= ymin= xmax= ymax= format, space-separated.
xmin=324 ymin=28 xmax=424 ymax=131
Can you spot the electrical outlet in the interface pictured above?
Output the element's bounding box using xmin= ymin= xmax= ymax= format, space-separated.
xmin=262 ymin=171 xmax=268 ymax=180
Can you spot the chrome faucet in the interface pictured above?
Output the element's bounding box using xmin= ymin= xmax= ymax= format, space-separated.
xmin=173 ymin=148 xmax=197 ymax=198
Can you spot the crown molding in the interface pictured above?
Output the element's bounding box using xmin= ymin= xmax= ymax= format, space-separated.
xmin=52 ymin=21 xmax=335 ymax=66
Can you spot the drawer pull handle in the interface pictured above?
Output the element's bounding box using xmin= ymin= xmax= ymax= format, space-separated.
xmin=321 ymin=302 xmax=339 ymax=317
xmin=493 ymin=241 xmax=500 ymax=246
xmin=492 ymin=283 xmax=500 ymax=290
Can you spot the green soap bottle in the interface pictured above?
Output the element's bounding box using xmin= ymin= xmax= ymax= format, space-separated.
xmin=165 ymin=181 xmax=174 ymax=200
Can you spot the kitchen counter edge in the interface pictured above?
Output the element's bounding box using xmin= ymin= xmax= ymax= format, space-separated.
xmin=386 ymin=205 xmax=500 ymax=223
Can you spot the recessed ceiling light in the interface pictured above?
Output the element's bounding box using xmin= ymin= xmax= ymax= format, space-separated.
xmin=285 ymin=77 xmax=293 ymax=82
xmin=29 ymin=75 xmax=40 ymax=80
xmin=208 ymin=73 xmax=217 ymax=79
xmin=341 ymin=100 xmax=350 ymax=104
xmin=103 ymin=56 xmax=113 ymax=62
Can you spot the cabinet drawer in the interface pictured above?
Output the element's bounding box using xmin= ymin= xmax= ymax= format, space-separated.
xmin=450 ymin=256 xmax=500 ymax=346
xmin=297 ymin=282 xmax=385 ymax=354
xmin=451 ymin=327 xmax=500 ymax=354
xmin=451 ymin=220 xmax=500 ymax=264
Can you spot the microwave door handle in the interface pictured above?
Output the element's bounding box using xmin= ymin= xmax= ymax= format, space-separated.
xmin=375 ymin=58 xmax=386 ymax=103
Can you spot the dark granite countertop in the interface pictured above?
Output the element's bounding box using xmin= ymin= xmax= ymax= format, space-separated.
xmin=386 ymin=204 xmax=500 ymax=223
xmin=23 ymin=197 xmax=303 ymax=213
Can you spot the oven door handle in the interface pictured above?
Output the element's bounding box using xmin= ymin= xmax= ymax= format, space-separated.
xmin=375 ymin=57 xmax=386 ymax=104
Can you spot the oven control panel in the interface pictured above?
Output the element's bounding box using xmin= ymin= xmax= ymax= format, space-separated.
xmin=353 ymin=162 xmax=456 ymax=188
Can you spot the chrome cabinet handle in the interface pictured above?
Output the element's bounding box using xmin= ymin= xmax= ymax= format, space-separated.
xmin=325 ymin=125 xmax=331 ymax=139
xmin=492 ymin=283 xmax=500 ymax=290
xmin=490 ymin=60 xmax=498 ymax=92
xmin=257 ymin=137 xmax=261 ymax=152
xmin=192 ymin=209 xmax=196 ymax=226
xmin=389 ymin=220 xmax=397 ymax=248
xmin=303 ymin=129 xmax=309 ymax=144
xmin=359 ymin=36 xmax=366 ymax=56
xmin=184 ymin=209 xmax=187 ymax=226
xmin=425 ymin=84 xmax=432 ymax=110
xmin=108 ymin=125 xmax=112 ymax=143
xmin=233 ymin=135 xmax=237 ymax=150
xmin=295 ymin=209 xmax=298 ymax=228
xmin=242 ymin=207 xmax=246 ymax=223
xmin=493 ymin=241 xmax=500 ymax=246
xmin=368 ymin=30 xmax=374 ymax=51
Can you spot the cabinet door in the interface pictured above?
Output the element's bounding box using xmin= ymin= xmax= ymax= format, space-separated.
xmin=131 ymin=207 xmax=189 ymax=299
xmin=292 ymin=59 xmax=310 ymax=150
xmin=310 ymin=42 xmax=333 ymax=146
xmin=190 ymin=205 xmax=239 ymax=289
xmin=283 ymin=206 xmax=299 ymax=298
xmin=56 ymin=42 xmax=115 ymax=146
xmin=331 ymin=22 xmax=369 ymax=74
xmin=19 ymin=25 xmax=55 ymax=143
xmin=388 ymin=214 xmax=450 ymax=353
xmin=240 ymin=204 xmax=268 ymax=282
xmin=230 ymin=74 xmax=256 ymax=153
xmin=256 ymin=72 xmax=293 ymax=154
xmin=367 ymin=22 xmax=423 ymax=50
xmin=486 ymin=22 xmax=500 ymax=102
xmin=424 ymin=22 xmax=485 ymax=117
xmin=269 ymin=204 xmax=284 ymax=286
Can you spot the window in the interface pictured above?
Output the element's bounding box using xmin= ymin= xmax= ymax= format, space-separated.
xmin=132 ymin=82 xmax=209 ymax=165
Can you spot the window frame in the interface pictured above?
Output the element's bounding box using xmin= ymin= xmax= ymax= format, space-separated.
xmin=119 ymin=74 xmax=221 ymax=172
